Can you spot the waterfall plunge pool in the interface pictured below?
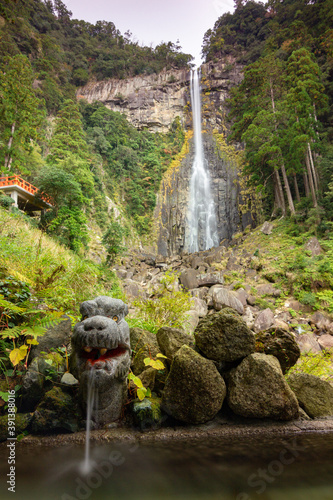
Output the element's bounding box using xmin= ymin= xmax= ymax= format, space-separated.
xmin=1 ymin=427 xmax=333 ymax=500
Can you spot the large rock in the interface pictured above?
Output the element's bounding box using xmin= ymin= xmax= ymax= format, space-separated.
xmin=179 ymin=269 xmax=198 ymax=290
xmin=227 ymin=353 xmax=299 ymax=420
xmin=287 ymin=373 xmax=333 ymax=418
xmin=191 ymin=297 xmax=208 ymax=317
xmin=261 ymin=221 xmax=274 ymax=235
xmin=208 ymin=287 xmax=244 ymax=315
xmin=157 ymin=327 xmax=194 ymax=360
xmin=161 ymin=345 xmax=226 ymax=424
xmin=254 ymin=308 xmax=275 ymax=332
xmin=256 ymin=284 xmax=281 ymax=297
xmin=194 ymin=309 xmax=255 ymax=363
xmin=130 ymin=327 xmax=159 ymax=375
xmin=318 ymin=334 xmax=333 ymax=351
xmin=30 ymin=317 xmax=72 ymax=361
xmin=20 ymin=358 xmax=44 ymax=411
xmin=255 ymin=328 xmax=301 ymax=374
xmin=183 ymin=310 xmax=200 ymax=333
xmin=296 ymin=332 xmax=321 ymax=353
xmin=305 ymin=236 xmax=323 ymax=256
xmin=31 ymin=386 xmax=79 ymax=434
xmin=197 ymin=271 xmax=224 ymax=287
xmin=0 ymin=413 xmax=32 ymax=443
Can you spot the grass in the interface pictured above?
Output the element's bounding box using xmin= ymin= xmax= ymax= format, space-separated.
xmin=287 ymin=351 xmax=333 ymax=383
xmin=0 ymin=208 xmax=121 ymax=315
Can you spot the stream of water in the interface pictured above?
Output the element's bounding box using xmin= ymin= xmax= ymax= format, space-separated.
xmin=82 ymin=370 xmax=97 ymax=474
xmin=186 ymin=68 xmax=219 ymax=253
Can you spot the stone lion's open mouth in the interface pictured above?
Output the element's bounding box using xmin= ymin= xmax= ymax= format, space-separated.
xmin=81 ymin=345 xmax=128 ymax=367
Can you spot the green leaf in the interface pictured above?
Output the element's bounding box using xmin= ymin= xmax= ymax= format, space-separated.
xmin=137 ymin=388 xmax=146 ymax=401
xmin=128 ymin=372 xmax=143 ymax=388
xmin=0 ymin=391 xmax=9 ymax=402
xmin=156 ymin=353 xmax=167 ymax=359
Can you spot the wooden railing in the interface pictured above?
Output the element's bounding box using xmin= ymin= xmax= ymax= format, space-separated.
xmin=0 ymin=176 xmax=52 ymax=204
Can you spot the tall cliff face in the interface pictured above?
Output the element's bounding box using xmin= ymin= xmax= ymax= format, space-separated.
xmin=155 ymin=131 xmax=250 ymax=256
xmin=78 ymin=59 xmax=249 ymax=255
xmin=77 ymin=68 xmax=189 ymax=132
xmin=76 ymin=58 xmax=243 ymax=133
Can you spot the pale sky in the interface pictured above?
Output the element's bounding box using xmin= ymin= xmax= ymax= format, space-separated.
xmin=65 ymin=0 xmax=235 ymax=66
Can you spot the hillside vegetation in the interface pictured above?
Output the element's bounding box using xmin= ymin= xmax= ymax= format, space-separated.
xmin=203 ymin=0 xmax=333 ymax=229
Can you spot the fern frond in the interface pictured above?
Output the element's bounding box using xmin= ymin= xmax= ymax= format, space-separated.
xmin=0 ymin=325 xmax=25 ymax=339
xmin=0 ymin=295 xmax=26 ymax=314
xmin=35 ymin=311 xmax=65 ymax=330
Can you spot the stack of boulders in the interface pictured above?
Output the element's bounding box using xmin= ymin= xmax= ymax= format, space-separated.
xmin=113 ymin=232 xmax=333 ymax=365
xmin=130 ymin=307 xmax=333 ymax=426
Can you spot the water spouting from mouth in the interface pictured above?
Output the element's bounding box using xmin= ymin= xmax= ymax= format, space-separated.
xmin=81 ymin=370 xmax=97 ymax=474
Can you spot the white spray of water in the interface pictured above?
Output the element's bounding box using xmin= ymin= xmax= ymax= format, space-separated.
xmin=186 ymin=68 xmax=219 ymax=253
xmin=81 ymin=370 xmax=97 ymax=474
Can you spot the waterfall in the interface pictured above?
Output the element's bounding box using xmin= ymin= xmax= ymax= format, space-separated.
xmin=186 ymin=69 xmax=219 ymax=253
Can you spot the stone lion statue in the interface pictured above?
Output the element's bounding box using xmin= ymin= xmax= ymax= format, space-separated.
xmin=71 ymin=296 xmax=131 ymax=427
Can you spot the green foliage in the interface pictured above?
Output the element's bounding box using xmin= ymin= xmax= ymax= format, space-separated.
xmin=47 ymin=99 xmax=88 ymax=163
xmin=0 ymin=0 xmax=193 ymax=116
xmin=0 ymin=291 xmax=64 ymax=368
xmin=81 ymin=102 xmax=185 ymax=234
xmin=36 ymin=166 xmax=88 ymax=251
xmin=131 ymin=271 xmax=193 ymax=333
xmin=287 ymin=351 xmax=333 ymax=382
xmin=128 ymin=371 xmax=151 ymax=401
xmin=0 ymin=54 xmax=45 ymax=172
xmin=102 ymin=214 xmax=127 ymax=264
xmin=0 ymin=207 xmax=119 ymax=313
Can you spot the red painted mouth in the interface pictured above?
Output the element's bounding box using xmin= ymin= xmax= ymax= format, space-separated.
xmin=81 ymin=346 xmax=128 ymax=366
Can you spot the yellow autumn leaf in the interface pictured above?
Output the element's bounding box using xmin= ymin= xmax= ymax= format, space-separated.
xmin=137 ymin=388 xmax=146 ymax=401
xmin=9 ymin=346 xmax=28 ymax=366
xmin=26 ymin=339 xmax=39 ymax=345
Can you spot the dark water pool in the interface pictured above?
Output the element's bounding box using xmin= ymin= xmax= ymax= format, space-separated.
xmin=1 ymin=431 xmax=333 ymax=500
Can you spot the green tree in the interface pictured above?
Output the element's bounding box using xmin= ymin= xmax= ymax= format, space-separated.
xmin=0 ymin=54 xmax=45 ymax=172
xmin=102 ymin=214 xmax=126 ymax=264
xmin=47 ymin=99 xmax=88 ymax=163
xmin=36 ymin=166 xmax=89 ymax=251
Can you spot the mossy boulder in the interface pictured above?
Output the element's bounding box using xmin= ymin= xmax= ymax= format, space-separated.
xmin=130 ymin=327 xmax=159 ymax=375
xmin=31 ymin=386 xmax=79 ymax=434
xmin=287 ymin=373 xmax=333 ymax=418
xmin=194 ymin=308 xmax=255 ymax=362
xmin=0 ymin=413 xmax=32 ymax=442
xmin=227 ymin=353 xmax=299 ymax=421
xmin=156 ymin=326 xmax=194 ymax=361
xmin=131 ymin=396 xmax=163 ymax=430
xmin=255 ymin=328 xmax=301 ymax=374
xmin=161 ymin=345 xmax=226 ymax=424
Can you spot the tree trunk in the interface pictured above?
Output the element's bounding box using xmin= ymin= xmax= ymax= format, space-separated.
xmin=307 ymin=142 xmax=319 ymax=191
xmin=303 ymin=172 xmax=310 ymax=197
xmin=293 ymin=173 xmax=301 ymax=202
xmin=274 ymin=169 xmax=286 ymax=216
xmin=280 ymin=162 xmax=295 ymax=215
xmin=4 ymin=121 xmax=16 ymax=170
xmin=270 ymin=80 xmax=294 ymax=214
xmin=305 ymin=151 xmax=318 ymax=207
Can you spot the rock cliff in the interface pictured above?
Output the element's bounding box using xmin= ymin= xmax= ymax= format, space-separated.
xmin=77 ymin=68 xmax=189 ymax=132
xmin=77 ymin=58 xmax=248 ymax=255
xmin=76 ymin=57 xmax=243 ymax=133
